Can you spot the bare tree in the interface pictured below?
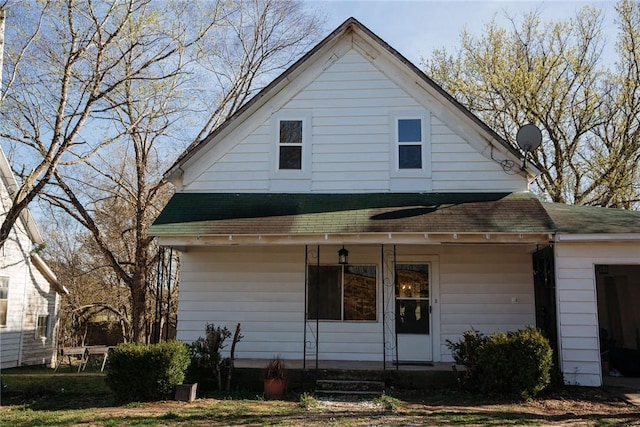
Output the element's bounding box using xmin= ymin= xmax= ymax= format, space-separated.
xmin=423 ymin=2 xmax=640 ymax=208
xmin=30 ymin=0 xmax=323 ymax=342
xmin=0 ymin=0 xmax=217 ymax=249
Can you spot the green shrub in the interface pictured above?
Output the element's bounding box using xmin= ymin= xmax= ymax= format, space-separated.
xmin=446 ymin=329 xmax=486 ymax=387
xmin=105 ymin=340 xmax=190 ymax=402
xmin=448 ymin=327 xmax=553 ymax=399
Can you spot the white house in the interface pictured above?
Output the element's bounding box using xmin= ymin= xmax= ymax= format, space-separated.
xmin=0 ymin=147 xmax=68 ymax=369
xmin=149 ymin=18 xmax=640 ymax=387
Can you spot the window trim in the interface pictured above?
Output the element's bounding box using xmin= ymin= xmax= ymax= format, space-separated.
xmin=270 ymin=112 xmax=312 ymax=179
xmin=390 ymin=111 xmax=431 ymax=178
xmin=307 ymin=263 xmax=378 ymax=322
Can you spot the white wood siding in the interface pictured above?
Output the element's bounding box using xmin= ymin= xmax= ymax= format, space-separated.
xmin=555 ymin=241 xmax=640 ymax=387
xmin=176 ymin=244 xmax=536 ymax=363
xmin=181 ymin=47 xmax=527 ymax=194
xmin=1 ymin=177 xmax=60 ymax=368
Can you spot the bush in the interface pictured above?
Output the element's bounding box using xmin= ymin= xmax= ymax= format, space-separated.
xmin=447 ymin=327 xmax=553 ymax=399
xmin=186 ymin=323 xmax=243 ymax=392
xmin=106 ymin=340 xmax=190 ymax=402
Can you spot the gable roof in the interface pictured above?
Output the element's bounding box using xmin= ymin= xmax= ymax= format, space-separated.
xmin=0 ymin=146 xmax=43 ymax=245
xmin=164 ymin=17 xmax=529 ymax=182
xmin=150 ymin=192 xmax=554 ymax=237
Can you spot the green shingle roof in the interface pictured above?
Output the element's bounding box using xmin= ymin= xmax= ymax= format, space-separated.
xmin=149 ymin=192 xmax=556 ymax=236
xmin=542 ymin=202 xmax=640 ymax=234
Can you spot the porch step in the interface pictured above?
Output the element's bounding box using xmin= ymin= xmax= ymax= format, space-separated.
xmin=315 ymin=379 xmax=385 ymax=396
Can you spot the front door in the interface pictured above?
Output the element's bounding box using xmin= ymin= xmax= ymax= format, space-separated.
xmin=395 ymin=263 xmax=432 ymax=362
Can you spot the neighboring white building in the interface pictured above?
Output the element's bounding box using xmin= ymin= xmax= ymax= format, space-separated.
xmin=149 ymin=18 xmax=640 ymax=387
xmin=0 ymin=147 xmax=68 ymax=369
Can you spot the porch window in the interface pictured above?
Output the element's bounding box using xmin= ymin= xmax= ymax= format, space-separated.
xmin=36 ymin=314 xmax=50 ymax=339
xmin=307 ymin=265 xmax=377 ymax=321
xmin=0 ymin=276 xmax=8 ymax=326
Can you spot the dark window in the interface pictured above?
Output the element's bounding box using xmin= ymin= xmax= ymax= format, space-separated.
xmin=0 ymin=277 xmax=8 ymax=326
xmin=279 ymin=120 xmax=302 ymax=170
xmin=308 ymin=265 xmax=341 ymax=320
xmin=308 ymin=265 xmax=376 ymax=321
xmin=398 ymin=119 xmax=422 ymax=169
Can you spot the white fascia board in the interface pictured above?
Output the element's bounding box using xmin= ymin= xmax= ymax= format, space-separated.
xmin=157 ymin=232 xmax=552 ymax=248
xmin=30 ymin=252 xmax=69 ymax=295
xmin=554 ymin=233 xmax=640 ymax=242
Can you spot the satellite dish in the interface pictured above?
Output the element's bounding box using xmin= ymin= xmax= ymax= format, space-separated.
xmin=516 ymin=124 xmax=542 ymax=170
xmin=516 ymin=124 xmax=542 ymax=152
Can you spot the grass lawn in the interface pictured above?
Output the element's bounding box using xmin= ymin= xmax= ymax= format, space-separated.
xmin=1 ymin=368 xmax=639 ymax=426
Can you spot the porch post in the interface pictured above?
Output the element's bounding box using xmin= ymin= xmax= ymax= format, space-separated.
xmin=165 ymin=248 xmax=173 ymax=341
xmin=381 ymin=244 xmax=386 ymax=371
xmin=315 ymin=245 xmax=320 ymax=369
xmin=303 ymin=245 xmax=307 ymax=370
xmin=394 ymin=245 xmax=399 ymax=370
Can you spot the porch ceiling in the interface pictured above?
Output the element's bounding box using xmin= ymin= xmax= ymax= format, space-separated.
xmin=150 ymin=192 xmax=555 ymax=243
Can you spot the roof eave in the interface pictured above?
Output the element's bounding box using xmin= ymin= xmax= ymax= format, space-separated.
xmin=157 ymin=231 xmax=553 ymax=248
xmin=30 ymin=252 xmax=69 ymax=295
xmin=554 ymin=233 xmax=640 ymax=242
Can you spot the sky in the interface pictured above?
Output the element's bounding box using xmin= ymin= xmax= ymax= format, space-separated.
xmin=303 ymin=0 xmax=621 ymax=66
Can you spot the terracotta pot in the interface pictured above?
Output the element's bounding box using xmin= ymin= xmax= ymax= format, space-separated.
xmin=263 ymin=378 xmax=286 ymax=399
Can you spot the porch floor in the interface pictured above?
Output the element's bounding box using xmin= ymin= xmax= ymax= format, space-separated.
xmin=234 ymin=358 xmax=455 ymax=372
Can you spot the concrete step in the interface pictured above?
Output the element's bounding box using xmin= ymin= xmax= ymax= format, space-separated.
xmin=315 ymin=379 xmax=385 ymax=396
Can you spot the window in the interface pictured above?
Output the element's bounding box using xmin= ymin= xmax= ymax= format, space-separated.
xmin=36 ymin=315 xmax=50 ymax=339
xmin=397 ymin=118 xmax=423 ymax=169
xmin=307 ymin=265 xmax=377 ymax=321
xmin=0 ymin=277 xmax=8 ymax=326
xmin=278 ymin=120 xmax=303 ymax=170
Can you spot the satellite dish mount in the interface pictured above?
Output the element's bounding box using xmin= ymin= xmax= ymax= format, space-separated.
xmin=516 ymin=124 xmax=542 ymax=170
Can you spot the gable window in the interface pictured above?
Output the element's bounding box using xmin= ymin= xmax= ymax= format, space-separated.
xmin=0 ymin=277 xmax=8 ymax=326
xmin=36 ymin=314 xmax=50 ymax=339
xmin=307 ymin=265 xmax=377 ymax=321
xmin=279 ymin=120 xmax=303 ymax=170
xmin=389 ymin=112 xmax=432 ymax=184
xmin=398 ymin=118 xmax=423 ymax=169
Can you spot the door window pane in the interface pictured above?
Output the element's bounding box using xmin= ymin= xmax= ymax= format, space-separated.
xmin=396 ymin=299 xmax=430 ymax=334
xmin=396 ymin=264 xmax=429 ymax=298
